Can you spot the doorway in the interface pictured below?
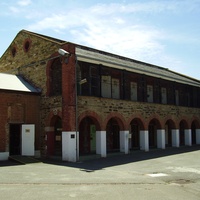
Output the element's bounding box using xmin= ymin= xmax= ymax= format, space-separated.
xmin=54 ymin=117 xmax=62 ymax=156
xmin=79 ymin=117 xmax=96 ymax=155
xmin=9 ymin=124 xmax=21 ymax=155
xmin=130 ymin=121 xmax=140 ymax=150
xmin=106 ymin=119 xmax=120 ymax=152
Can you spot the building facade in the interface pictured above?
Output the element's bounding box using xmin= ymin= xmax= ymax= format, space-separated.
xmin=0 ymin=30 xmax=200 ymax=161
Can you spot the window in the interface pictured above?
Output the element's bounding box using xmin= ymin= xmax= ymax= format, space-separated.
xmin=153 ymin=80 xmax=161 ymax=103
xmin=112 ymin=78 xmax=120 ymax=99
xmin=90 ymin=66 xmax=100 ymax=97
xmin=167 ymin=84 xmax=175 ymax=105
xmin=175 ymin=90 xmax=179 ymax=105
xmin=147 ymin=85 xmax=153 ymax=103
xmin=23 ymin=39 xmax=31 ymax=52
xmin=101 ymin=75 xmax=111 ymax=98
xmin=11 ymin=47 xmax=17 ymax=57
xmin=130 ymin=82 xmax=137 ymax=101
xmin=50 ymin=58 xmax=62 ymax=96
xmin=138 ymin=76 xmax=146 ymax=102
xmin=161 ymin=87 xmax=167 ymax=104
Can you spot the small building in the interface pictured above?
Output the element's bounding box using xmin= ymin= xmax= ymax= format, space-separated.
xmin=0 ymin=30 xmax=200 ymax=161
xmin=0 ymin=73 xmax=40 ymax=160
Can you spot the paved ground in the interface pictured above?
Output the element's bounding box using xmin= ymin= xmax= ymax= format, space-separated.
xmin=0 ymin=146 xmax=200 ymax=200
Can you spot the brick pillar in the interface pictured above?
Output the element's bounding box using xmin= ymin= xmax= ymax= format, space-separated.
xmin=157 ymin=129 xmax=165 ymax=149
xmin=140 ymin=130 xmax=149 ymax=151
xmin=172 ymin=129 xmax=179 ymax=147
xmin=96 ymin=131 xmax=107 ymax=157
xmin=120 ymin=130 xmax=129 ymax=154
xmin=61 ymin=43 xmax=76 ymax=132
xmin=185 ymin=129 xmax=192 ymax=146
xmin=61 ymin=44 xmax=78 ymax=162
xmin=196 ymin=129 xmax=200 ymax=144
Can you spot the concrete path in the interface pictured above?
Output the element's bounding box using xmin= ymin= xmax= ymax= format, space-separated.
xmin=0 ymin=146 xmax=200 ymax=200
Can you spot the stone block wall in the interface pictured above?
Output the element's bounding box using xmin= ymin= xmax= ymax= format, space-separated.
xmin=0 ymin=30 xmax=61 ymax=95
xmin=78 ymin=96 xmax=200 ymax=130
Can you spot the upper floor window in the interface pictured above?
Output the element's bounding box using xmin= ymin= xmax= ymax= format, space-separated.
xmin=101 ymin=67 xmax=120 ymax=99
xmin=23 ymin=39 xmax=31 ymax=53
xmin=50 ymin=58 xmax=62 ymax=96
xmin=101 ymin=76 xmax=120 ymax=99
xmin=11 ymin=46 xmax=17 ymax=57
xmin=130 ymin=82 xmax=137 ymax=101
xmin=112 ymin=78 xmax=120 ymax=99
xmin=161 ymin=87 xmax=167 ymax=104
xmin=90 ymin=66 xmax=100 ymax=97
xmin=147 ymin=85 xmax=153 ymax=103
xmin=101 ymin=75 xmax=111 ymax=98
xmin=78 ymin=61 xmax=200 ymax=108
xmin=175 ymin=90 xmax=179 ymax=105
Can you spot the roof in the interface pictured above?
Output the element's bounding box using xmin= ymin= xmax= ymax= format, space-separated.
xmin=21 ymin=29 xmax=66 ymax=44
xmin=76 ymin=45 xmax=200 ymax=87
xmin=0 ymin=73 xmax=40 ymax=93
xmin=3 ymin=30 xmax=200 ymax=88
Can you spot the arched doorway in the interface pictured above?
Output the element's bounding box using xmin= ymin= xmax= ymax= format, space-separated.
xmin=148 ymin=119 xmax=161 ymax=148
xmin=130 ymin=118 xmax=144 ymax=150
xmin=47 ymin=115 xmax=62 ymax=156
xmin=54 ymin=117 xmax=62 ymax=156
xmin=106 ymin=118 xmax=120 ymax=153
xmin=191 ymin=122 xmax=196 ymax=145
xmin=165 ymin=120 xmax=175 ymax=147
xmin=191 ymin=120 xmax=200 ymax=145
xmin=79 ymin=117 xmax=96 ymax=155
xmin=179 ymin=120 xmax=187 ymax=146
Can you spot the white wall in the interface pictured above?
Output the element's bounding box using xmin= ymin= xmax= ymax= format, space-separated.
xmin=62 ymin=131 xmax=78 ymax=162
xmin=21 ymin=124 xmax=35 ymax=156
xmin=0 ymin=152 xmax=9 ymax=160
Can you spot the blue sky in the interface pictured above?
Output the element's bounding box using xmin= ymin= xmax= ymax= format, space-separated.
xmin=1 ymin=0 xmax=200 ymax=79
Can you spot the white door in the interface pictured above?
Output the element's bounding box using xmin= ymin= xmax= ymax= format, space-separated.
xmin=22 ymin=124 xmax=35 ymax=156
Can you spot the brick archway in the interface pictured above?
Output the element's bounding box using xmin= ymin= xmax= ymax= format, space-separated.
xmin=165 ymin=119 xmax=176 ymax=147
xmin=148 ymin=118 xmax=162 ymax=148
xmin=103 ymin=112 xmax=126 ymax=131
xmin=179 ymin=119 xmax=189 ymax=146
xmin=129 ymin=118 xmax=145 ymax=150
xmin=191 ymin=119 xmax=200 ymax=144
xmin=78 ymin=111 xmax=101 ymax=131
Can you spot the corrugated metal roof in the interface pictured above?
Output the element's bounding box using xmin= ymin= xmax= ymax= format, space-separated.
xmin=0 ymin=73 xmax=40 ymax=93
xmin=76 ymin=46 xmax=200 ymax=87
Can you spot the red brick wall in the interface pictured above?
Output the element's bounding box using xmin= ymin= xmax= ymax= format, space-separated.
xmin=61 ymin=44 xmax=76 ymax=132
xmin=0 ymin=90 xmax=40 ymax=152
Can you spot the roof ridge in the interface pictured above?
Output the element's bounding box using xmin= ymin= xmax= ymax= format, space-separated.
xmin=21 ymin=29 xmax=67 ymax=44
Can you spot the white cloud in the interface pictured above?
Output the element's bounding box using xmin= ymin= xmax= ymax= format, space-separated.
xmin=8 ymin=0 xmax=32 ymax=15
xmin=26 ymin=2 xmax=172 ymax=66
xmin=25 ymin=1 xmax=198 ymax=71
xmin=17 ymin=0 xmax=32 ymax=6
xmin=9 ymin=6 xmax=20 ymax=13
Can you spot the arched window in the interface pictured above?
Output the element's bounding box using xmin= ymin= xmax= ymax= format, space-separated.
xmin=50 ymin=58 xmax=62 ymax=96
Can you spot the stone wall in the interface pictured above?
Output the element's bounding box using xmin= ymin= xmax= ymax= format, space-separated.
xmin=78 ymin=96 xmax=200 ymax=130
xmin=0 ymin=30 xmax=61 ymax=95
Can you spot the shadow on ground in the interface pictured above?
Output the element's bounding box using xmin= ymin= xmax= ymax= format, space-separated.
xmin=1 ymin=146 xmax=199 ymax=171
xmin=41 ymin=146 xmax=200 ymax=172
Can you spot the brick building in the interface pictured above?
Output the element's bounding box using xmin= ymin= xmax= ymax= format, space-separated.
xmin=0 ymin=73 xmax=40 ymax=160
xmin=0 ymin=30 xmax=200 ymax=161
